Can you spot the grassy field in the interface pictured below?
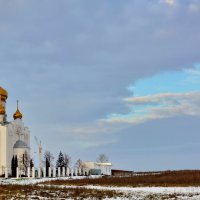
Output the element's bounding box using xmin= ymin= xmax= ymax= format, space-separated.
xmin=42 ymin=170 xmax=200 ymax=187
xmin=0 ymin=170 xmax=200 ymax=199
xmin=0 ymin=184 xmax=122 ymax=199
xmin=0 ymin=184 xmax=195 ymax=200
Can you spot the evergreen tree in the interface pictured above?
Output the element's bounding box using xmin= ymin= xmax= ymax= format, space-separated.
xmin=14 ymin=155 xmax=18 ymax=177
xmin=45 ymin=157 xmax=50 ymax=176
xmin=15 ymin=155 xmax=18 ymax=168
xmin=11 ymin=156 xmax=15 ymax=177
xmin=56 ymin=151 xmax=64 ymax=168
xmin=30 ymin=159 xmax=34 ymax=168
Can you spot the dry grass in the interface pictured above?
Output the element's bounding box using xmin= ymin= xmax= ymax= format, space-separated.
xmin=0 ymin=170 xmax=200 ymax=199
xmin=42 ymin=170 xmax=200 ymax=187
xmin=0 ymin=184 xmax=122 ymax=199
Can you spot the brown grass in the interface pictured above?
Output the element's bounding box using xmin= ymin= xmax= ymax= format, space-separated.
xmin=42 ymin=170 xmax=200 ymax=187
xmin=0 ymin=184 xmax=122 ymax=199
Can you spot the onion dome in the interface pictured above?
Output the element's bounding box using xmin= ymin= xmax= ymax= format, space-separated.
xmin=0 ymin=87 xmax=8 ymax=102
xmin=13 ymin=140 xmax=28 ymax=148
xmin=0 ymin=103 xmax=5 ymax=115
xmin=13 ymin=100 xmax=23 ymax=120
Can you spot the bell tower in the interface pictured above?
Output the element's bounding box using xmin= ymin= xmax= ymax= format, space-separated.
xmin=0 ymin=87 xmax=8 ymax=123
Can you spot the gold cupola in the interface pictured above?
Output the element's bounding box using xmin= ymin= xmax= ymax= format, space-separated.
xmin=0 ymin=87 xmax=8 ymax=102
xmin=0 ymin=102 xmax=5 ymax=115
xmin=13 ymin=100 xmax=23 ymax=120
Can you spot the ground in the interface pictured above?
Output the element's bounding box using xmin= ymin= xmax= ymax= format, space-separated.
xmin=0 ymin=175 xmax=200 ymax=199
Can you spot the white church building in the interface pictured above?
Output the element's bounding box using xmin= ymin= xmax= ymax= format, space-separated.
xmin=0 ymin=87 xmax=30 ymax=176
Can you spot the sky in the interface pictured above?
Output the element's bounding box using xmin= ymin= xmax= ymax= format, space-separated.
xmin=1 ymin=0 xmax=200 ymax=171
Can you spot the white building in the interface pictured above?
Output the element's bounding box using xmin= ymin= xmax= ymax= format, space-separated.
xmin=0 ymin=87 xmax=30 ymax=176
xmin=82 ymin=161 xmax=112 ymax=175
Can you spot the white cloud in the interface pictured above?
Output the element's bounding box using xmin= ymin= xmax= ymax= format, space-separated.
xmin=61 ymin=122 xmax=127 ymax=137
xmin=164 ymin=0 xmax=176 ymax=6
xmin=103 ymin=92 xmax=200 ymax=124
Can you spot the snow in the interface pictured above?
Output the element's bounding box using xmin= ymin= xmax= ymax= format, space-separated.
xmin=0 ymin=177 xmax=200 ymax=199
xmin=0 ymin=175 xmax=101 ymax=185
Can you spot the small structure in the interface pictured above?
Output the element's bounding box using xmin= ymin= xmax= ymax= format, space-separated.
xmin=82 ymin=162 xmax=112 ymax=175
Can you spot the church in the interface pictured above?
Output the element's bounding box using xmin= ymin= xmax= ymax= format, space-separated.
xmin=0 ymin=87 xmax=30 ymax=176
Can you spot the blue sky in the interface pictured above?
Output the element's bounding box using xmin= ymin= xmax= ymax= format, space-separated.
xmin=129 ymin=64 xmax=200 ymax=96
xmin=105 ymin=64 xmax=200 ymax=124
xmin=1 ymin=0 xmax=200 ymax=171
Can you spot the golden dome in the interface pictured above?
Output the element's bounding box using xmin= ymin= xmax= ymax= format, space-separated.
xmin=0 ymin=87 xmax=8 ymax=102
xmin=0 ymin=103 xmax=5 ymax=115
xmin=13 ymin=100 xmax=23 ymax=120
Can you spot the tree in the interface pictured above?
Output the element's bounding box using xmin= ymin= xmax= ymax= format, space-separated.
xmin=14 ymin=155 xmax=18 ymax=177
xmin=30 ymin=159 xmax=34 ymax=168
xmin=18 ymin=151 xmax=30 ymax=176
xmin=56 ymin=151 xmax=64 ymax=168
xmin=56 ymin=151 xmax=65 ymax=175
xmin=44 ymin=150 xmax=54 ymax=167
xmin=14 ymin=155 xmax=18 ymax=169
xmin=11 ymin=156 xmax=16 ymax=177
xmin=96 ymin=154 xmax=109 ymax=163
xmin=45 ymin=157 xmax=50 ymax=176
xmin=74 ymin=159 xmax=83 ymax=168
xmin=44 ymin=150 xmax=54 ymax=176
xmin=63 ymin=153 xmax=71 ymax=168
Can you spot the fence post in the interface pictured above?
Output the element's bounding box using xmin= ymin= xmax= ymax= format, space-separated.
xmin=74 ymin=168 xmax=78 ymax=176
xmin=32 ymin=167 xmax=35 ymax=178
xmin=27 ymin=167 xmax=30 ymax=178
xmin=49 ymin=167 xmax=51 ymax=178
xmin=43 ymin=167 xmax=46 ymax=178
xmin=53 ymin=167 xmax=56 ymax=177
xmin=78 ymin=168 xmax=82 ymax=176
xmin=5 ymin=168 xmax=8 ymax=178
xmin=66 ymin=168 xmax=69 ymax=176
xmin=58 ymin=167 xmax=60 ymax=177
xmin=71 ymin=168 xmax=73 ymax=177
xmin=16 ymin=167 xmax=19 ymax=178
xmin=38 ymin=168 xmax=41 ymax=178
xmin=62 ymin=167 xmax=65 ymax=177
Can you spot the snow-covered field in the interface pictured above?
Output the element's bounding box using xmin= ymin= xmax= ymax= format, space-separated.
xmin=1 ymin=177 xmax=200 ymax=199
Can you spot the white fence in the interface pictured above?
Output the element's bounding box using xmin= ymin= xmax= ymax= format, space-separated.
xmin=4 ymin=167 xmax=91 ymax=178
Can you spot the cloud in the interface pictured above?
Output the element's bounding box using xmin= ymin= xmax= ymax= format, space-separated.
xmin=61 ymin=122 xmax=123 ymax=137
xmin=103 ymin=91 xmax=200 ymax=124
xmin=1 ymin=0 xmax=200 ymax=169
xmin=164 ymin=0 xmax=176 ymax=6
xmin=102 ymin=65 xmax=200 ymax=125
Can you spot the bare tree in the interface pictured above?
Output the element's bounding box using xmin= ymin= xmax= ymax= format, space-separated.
xmin=63 ymin=153 xmax=71 ymax=168
xmin=74 ymin=158 xmax=83 ymax=168
xmin=18 ymin=151 xmax=30 ymax=176
xmin=44 ymin=150 xmax=54 ymax=176
xmin=44 ymin=150 xmax=54 ymax=167
xmin=96 ymin=154 xmax=109 ymax=163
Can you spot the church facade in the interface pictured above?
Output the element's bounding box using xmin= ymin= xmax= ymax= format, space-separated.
xmin=0 ymin=87 xmax=30 ymax=176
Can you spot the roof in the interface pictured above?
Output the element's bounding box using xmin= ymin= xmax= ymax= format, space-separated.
xmin=96 ymin=162 xmax=112 ymax=166
xmin=13 ymin=140 xmax=29 ymax=148
xmin=111 ymin=169 xmax=133 ymax=173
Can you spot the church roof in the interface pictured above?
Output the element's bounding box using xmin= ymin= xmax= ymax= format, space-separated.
xmin=0 ymin=87 xmax=8 ymax=101
xmin=13 ymin=140 xmax=29 ymax=149
xmin=13 ymin=100 xmax=23 ymax=120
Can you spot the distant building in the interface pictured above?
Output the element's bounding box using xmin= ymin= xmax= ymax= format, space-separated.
xmin=111 ymin=169 xmax=133 ymax=177
xmin=0 ymin=87 xmax=30 ymax=176
xmin=82 ymin=161 xmax=112 ymax=175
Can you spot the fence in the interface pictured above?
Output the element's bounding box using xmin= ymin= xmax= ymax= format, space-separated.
xmin=3 ymin=167 xmax=91 ymax=178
